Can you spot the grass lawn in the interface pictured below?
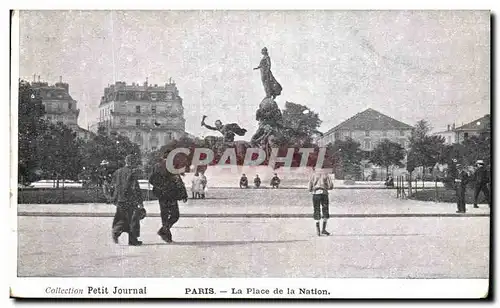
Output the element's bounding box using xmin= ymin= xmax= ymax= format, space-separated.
xmin=409 ymin=186 xmax=490 ymax=204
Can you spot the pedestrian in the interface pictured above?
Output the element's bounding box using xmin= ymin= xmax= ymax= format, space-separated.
xmin=110 ymin=154 xmax=144 ymax=246
xmin=254 ymin=174 xmax=261 ymax=188
xmin=191 ymin=172 xmax=203 ymax=199
xmin=308 ymin=169 xmax=334 ymax=236
xmin=240 ymin=174 xmax=249 ymax=188
xmin=199 ymin=171 xmax=207 ymax=199
xmin=149 ymin=150 xmax=188 ymax=243
xmin=270 ymin=173 xmax=281 ymax=188
xmin=472 ymin=160 xmax=490 ymax=208
xmin=455 ymin=163 xmax=469 ymax=213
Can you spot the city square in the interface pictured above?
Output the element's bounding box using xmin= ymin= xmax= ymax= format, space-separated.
xmin=17 ymin=188 xmax=490 ymax=278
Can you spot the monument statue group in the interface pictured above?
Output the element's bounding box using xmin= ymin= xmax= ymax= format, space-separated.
xmin=201 ymin=47 xmax=287 ymax=157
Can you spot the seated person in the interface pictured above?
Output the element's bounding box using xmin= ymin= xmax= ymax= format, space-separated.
xmin=270 ymin=173 xmax=281 ymax=188
xmin=240 ymin=174 xmax=249 ymax=188
xmin=254 ymin=174 xmax=261 ymax=188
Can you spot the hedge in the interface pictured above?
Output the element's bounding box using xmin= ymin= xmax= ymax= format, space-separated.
xmin=17 ymin=187 xmax=157 ymax=204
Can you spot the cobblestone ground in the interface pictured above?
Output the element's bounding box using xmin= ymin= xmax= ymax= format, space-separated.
xmin=17 ymin=215 xmax=489 ymax=278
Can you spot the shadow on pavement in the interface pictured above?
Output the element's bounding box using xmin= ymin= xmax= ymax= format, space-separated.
xmin=332 ymin=233 xmax=424 ymax=237
xmin=141 ymin=239 xmax=307 ymax=247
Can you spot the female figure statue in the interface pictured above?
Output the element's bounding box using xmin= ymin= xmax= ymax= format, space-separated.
xmin=254 ymin=47 xmax=282 ymax=99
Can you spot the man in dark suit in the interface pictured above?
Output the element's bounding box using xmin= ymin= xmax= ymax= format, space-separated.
xmin=455 ymin=163 xmax=469 ymax=213
xmin=239 ymin=174 xmax=249 ymax=188
xmin=149 ymin=150 xmax=188 ymax=243
xmin=111 ymin=154 xmax=143 ymax=246
xmin=270 ymin=173 xmax=281 ymax=188
xmin=473 ymin=160 xmax=490 ymax=208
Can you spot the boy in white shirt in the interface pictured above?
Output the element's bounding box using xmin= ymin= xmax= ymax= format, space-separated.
xmin=308 ymin=169 xmax=334 ymax=236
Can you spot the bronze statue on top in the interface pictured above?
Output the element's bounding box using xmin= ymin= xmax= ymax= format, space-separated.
xmin=254 ymin=47 xmax=282 ymax=99
xmin=201 ymin=115 xmax=247 ymax=143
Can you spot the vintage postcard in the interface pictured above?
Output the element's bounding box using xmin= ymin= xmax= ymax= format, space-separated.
xmin=10 ymin=9 xmax=491 ymax=299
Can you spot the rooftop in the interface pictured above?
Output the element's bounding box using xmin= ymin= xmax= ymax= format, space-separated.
xmin=324 ymin=108 xmax=413 ymax=135
xmin=455 ymin=114 xmax=490 ymax=131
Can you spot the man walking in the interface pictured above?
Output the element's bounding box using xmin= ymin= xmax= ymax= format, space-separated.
xmin=473 ymin=160 xmax=490 ymax=208
xmin=149 ymin=150 xmax=188 ymax=243
xmin=110 ymin=154 xmax=143 ymax=246
xmin=308 ymin=169 xmax=334 ymax=236
xmin=455 ymin=163 xmax=469 ymax=213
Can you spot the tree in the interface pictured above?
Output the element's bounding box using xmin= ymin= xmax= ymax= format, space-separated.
xmin=369 ymin=139 xmax=405 ymax=177
xmin=281 ymin=101 xmax=322 ymax=147
xmin=407 ymin=120 xmax=445 ymax=177
xmin=37 ymin=122 xmax=83 ymax=187
xmin=327 ymin=138 xmax=363 ymax=180
xmin=18 ymin=80 xmax=46 ymax=184
xmin=462 ymin=132 xmax=491 ymax=167
xmin=409 ymin=119 xmax=431 ymax=143
xmin=80 ymin=127 xmax=141 ymax=185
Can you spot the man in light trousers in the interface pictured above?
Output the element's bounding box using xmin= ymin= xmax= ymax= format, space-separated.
xmin=308 ymin=169 xmax=334 ymax=236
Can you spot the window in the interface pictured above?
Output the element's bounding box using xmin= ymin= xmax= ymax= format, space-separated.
xmin=150 ymin=93 xmax=157 ymax=101
xmin=151 ymin=131 xmax=157 ymax=139
xmin=46 ymin=116 xmax=52 ymax=121
xmin=382 ymin=130 xmax=387 ymax=137
xmin=136 ymin=106 xmax=141 ymax=113
xmin=136 ymin=119 xmax=141 ymax=126
xmin=118 ymin=92 xmax=126 ymax=101
xmin=134 ymin=132 xmax=142 ymax=145
xmin=464 ymin=132 xmax=469 ymax=139
xmin=152 ymin=105 xmax=156 ymax=114
xmin=152 ymin=146 xmax=157 ymax=151
xmin=68 ymin=102 xmax=72 ymax=110
xmin=167 ymin=132 xmax=173 ymax=140
xmin=364 ymin=140 xmax=371 ymax=150
xmin=135 ymin=92 xmax=142 ymax=100
xmin=447 ymin=136 xmax=451 ymax=144
xmin=120 ymin=118 xmax=126 ymax=125
xmin=365 ymin=130 xmax=370 ymax=136
xmin=400 ymin=130 xmax=405 ymax=136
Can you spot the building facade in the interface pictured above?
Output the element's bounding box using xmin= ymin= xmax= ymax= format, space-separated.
xmin=454 ymin=114 xmax=490 ymax=144
xmin=432 ymin=124 xmax=457 ymax=145
xmin=30 ymin=76 xmax=90 ymax=140
xmin=92 ymin=79 xmax=186 ymax=152
xmin=318 ymin=108 xmax=414 ymax=150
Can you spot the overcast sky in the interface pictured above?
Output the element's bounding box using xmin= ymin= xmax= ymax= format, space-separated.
xmin=18 ymin=10 xmax=490 ymax=137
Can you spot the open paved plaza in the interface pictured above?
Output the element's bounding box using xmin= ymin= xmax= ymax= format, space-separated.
xmin=17 ymin=216 xmax=489 ymax=278
xmin=16 ymin=189 xmax=490 ymax=278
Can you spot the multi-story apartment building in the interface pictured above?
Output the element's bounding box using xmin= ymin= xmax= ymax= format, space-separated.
xmin=30 ymin=76 xmax=90 ymax=140
xmin=93 ymin=79 xmax=186 ymax=152
xmin=318 ymin=108 xmax=413 ymax=150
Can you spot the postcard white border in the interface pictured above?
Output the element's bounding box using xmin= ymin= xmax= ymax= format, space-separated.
xmin=5 ymin=1 xmax=495 ymax=302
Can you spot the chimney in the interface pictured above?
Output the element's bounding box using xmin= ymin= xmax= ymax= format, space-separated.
xmin=452 ymin=123 xmax=456 ymax=130
xmin=447 ymin=124 xmax=450 ymax=131
xmin=33 ymin=74 xmax=36 ymax=82
xmin=144 ymin=77 xmax=148 ymax=87
xmin=38 ymin=75 xmax=40 ymax=82
xmin=59 ymin=76 xmax=62 ymax=83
